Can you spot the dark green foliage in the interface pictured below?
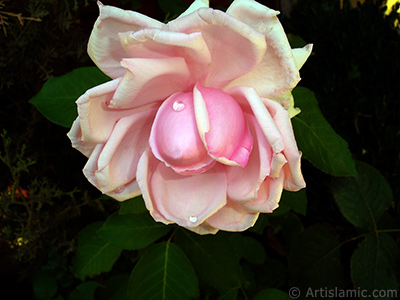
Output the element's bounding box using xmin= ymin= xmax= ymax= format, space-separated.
xmin=128 ymin=242 xmax=199 ymax=300
xmin=30 ymin=67 xmax=110 ymax=127
xmin=292 ymin=87 xmax=357 ymax=176
xmin=333 ymin=161 xmax=393 ymax=230
xmin=350 ymin=233 xmax=399 ymax=300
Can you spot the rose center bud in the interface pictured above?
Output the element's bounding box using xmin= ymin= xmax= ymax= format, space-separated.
xmin=196 ymin=85 xmax=253 ymax=168
xmin=149 ymin=92 xmax=215 ymax=175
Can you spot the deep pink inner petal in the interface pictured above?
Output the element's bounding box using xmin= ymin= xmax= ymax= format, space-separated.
xmin=149 ymin=92 xmax=215 ymax=175
xmin=197 ymin=85 xmax=253 ymax=167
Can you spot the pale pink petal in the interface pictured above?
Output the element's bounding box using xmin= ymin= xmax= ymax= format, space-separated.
xmin=226 ymin=86 xmax=284 ymax=154
xmin=94 ymin=107 xmax=158 ymax=193
xmin=88 ymin=2 xmax=164 ymax=78
xmin=225 ymin=114 xmax=272 ymax=202
xmin=225 ymin=0 xmax=300 ymax=97
xmin=169 ymin=8 xmax=266 ymax=89
xmin=136 ymin=149 xmax=174 ymax=225
xmin=77 ymin=78 xmax=138 ymax=143
xmin=119 ymin=29 xmax=211 ymax=84
xmin=270 ymin=152 xmax=287 ymax=178
xmin=184 ymin=222 xmax=219 ymax=235
xmin=271 ymin=91 xmax=301 ymax=118
xmin=105 ymin=179 xmax=141 ymax=202
xmin=177 ymin=0 xmax=209 ymax=18
xmin=136 ymin=149 xmax=227 ymax=228
xmin=242 ymin=169 xmax=285 ymax=213
xmin=82 ymin=143 xmax=104 ymax=190
xmin=193 ymin=84 xmax=253 ymax=167
xmin=207 ymin=200 xmax=259 ymax=231
xmin=107 ymin=57 xmax=190 ymax=109
xmin=67 ymin=118 xmax=96 ymax=157
xmin=292 ymin=44 xmax=313 ymax=70
xmin=264 ymin=99 xmax=306 ymax=190
xmin=82 ymin=143 xmax=141 ymax=201
xmin=149 ymin=92 xmax=215 ymax=175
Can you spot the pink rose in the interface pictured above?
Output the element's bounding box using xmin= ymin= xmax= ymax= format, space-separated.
xmin=68 ymin=0 xmax=312 ymax=234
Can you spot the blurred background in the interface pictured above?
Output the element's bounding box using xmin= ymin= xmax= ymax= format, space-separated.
xmin=1 ymin=0 xmax=399 ymax=299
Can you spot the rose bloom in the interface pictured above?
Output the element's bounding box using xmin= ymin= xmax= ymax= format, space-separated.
xmin=68 ymin=0 xmax=312 ymax=234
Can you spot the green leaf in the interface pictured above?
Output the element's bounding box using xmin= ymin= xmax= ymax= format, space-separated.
xmin=68 ymin=281 xmax=104 ymax=300
xmin=254 ymin=288 xmax=292 ymax=300
xmin=158 ymin=0 xmax=189 ymax=17
xmin=260 ymin=254 xmax=288 ymax=289
xmin=249 ymin=213 xmax=270 ymax=235
xmin=71 ymin=222 xmax=123 ymax=280
xmin=32 ymin=271 xmax=58 ymax=300
xmin=98 ymin=212 xmax=171 ymax=250
xmin=287 ymin=34 xmax=308 ymax=48
xmin=30 ymin=67 xmax=110 ymax=127
xmin=288 ymin=224 xmax=347 ymax=293
xmin=273 ymin=189 xmax=307 ymax=216
xmin=292 ymin=86 xmax=357 ymax=176
xmin=128 ymin=242 xmax=199 ymax=300
xmin=351 ymin=233 xmax=399 ymax=300
xmin=97 ymin=274 xmax=130 ymax=300
xmin=119 ymin=196 xmax=148 ymax=215
xmin=269 ymin=212 xmax=304 ymax=253
xmin=241 ymin=236 xmax=266 ymax=265
xmin=174 ymin=229 xmax=244 ymax=290
xmin=333 ymin=161 xmax=393 ymax=230
xmin=228 ymin=234 xmax=266 ymax=265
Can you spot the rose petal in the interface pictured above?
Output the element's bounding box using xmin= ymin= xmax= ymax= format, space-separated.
xmin=242 ymin=170 xmax=285 ymax=213
xmin=264 ymin=99 xmax=305 ymax=190
xmin=193 ymin=84 xmax=253 ymax=167
xmin=94 ymin=107 xmax=157 ymax=193
xmin=184 ymin=222 xmax=219 ymax=235
xmin=136 ymin=149 xmax=172 ymax=225
xmin=270 ymin=91 xmax=301 ymax=118
xmin=119 ymin=29 xmax=211 ymax=85
xmin=226 ymin=85 xmax=284 ymax=154
xmin=82 ymin=143 xmax=142 ymax=201
xmin=77 ymin=78 xmax=143 ymax=143
xmin=88 ymin=2 xmax=164 ymax=78
xmin=149 ymin=92 xmax=215 ymax=175
xmin=169 ymin=7 xmax=266 ymax=89
xmin=67 ymin=118 xmax=96 ymax=157
xmin=206 ymin=200 xmax=259 ymax=231
xmin=108 ymin=57 xmax=190 ymax=109
xmin=225 ymin=114 xmax=272 ymax=202
xmin=292 ymin=44 xmax=313 ymax=70
xmin=225 ymin=0 xmax=300 ymax=97
xmin=105 ymin=179 xmax=141 ymax=202
xmin=82 ymin=143 xmax=104 ymax=191
xmin=136 ymin=149 xmax=227 ymax=228
xmin=177 ymin=0 xmax=209 ymax=18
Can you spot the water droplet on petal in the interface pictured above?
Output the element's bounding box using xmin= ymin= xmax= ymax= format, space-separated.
xmin=172 ymin=100 xmax=185 ymax=112
xmin=105 ymin=99 xmax=115 ymax=107
xmin=112 ymin=186 xmax=125 ymax=194
xmin=189 ymin=216 xmax=197 ymax=223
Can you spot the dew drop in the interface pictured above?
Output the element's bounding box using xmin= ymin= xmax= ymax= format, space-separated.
xmin=189 ymin=216 xmax=197 ymax=223
xmin=112 ymin=186 xmax=125 ymax=194
xmin=172 ymin=100 xmax=185 ymax=112
xmin=105 ymin=99 xmax=115 ymax=107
